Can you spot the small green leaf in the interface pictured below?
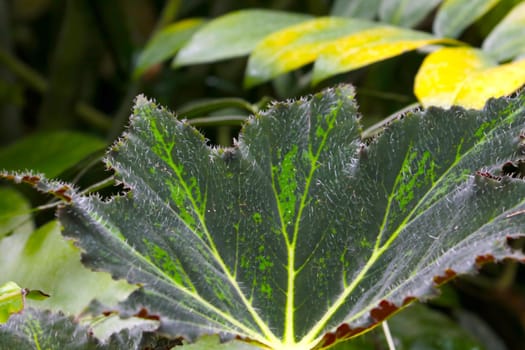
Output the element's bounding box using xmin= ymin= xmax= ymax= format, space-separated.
xmin=330 ymin=0 xmax=381 ymax=19
xmin=379 ymin=0 xmax=442 ymax=28
xmin=434 ymin=0 xmax=501 ymax=38
xmin=0 ymin=282 xmax=47 ymax=323
xmin=134 ymin=18 xmax=205 ymax=78
xmin=0 ymin=131 xmax=105 ymax=178
xmin=482 ymin=1 xmax=525 ymax=62
xmin=0 ymin=282 xmax=24 ymax=323
xmin=174 ymin=10 xmax=311 ymax=66
xmin=25 ymin=290 xmax=50 ymax=301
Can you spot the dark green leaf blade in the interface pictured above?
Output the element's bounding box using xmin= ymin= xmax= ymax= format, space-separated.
xmin=15 ymin=86 xmax=525 ymax=349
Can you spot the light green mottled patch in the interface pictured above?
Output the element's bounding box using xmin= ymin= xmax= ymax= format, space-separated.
xmin=204 ymin=274 xmax=228 ymax=302
xmin=149 ymin=119 xmax=206 ymax=230
xmin=395 ymin=149 xmax=437 ymax=212
xmin=143 ymin=239 xmax=195 ymax=291
xmin=273 ymin=145 xmax=298 ymax=228
xmin=252 ymin=212 xmax=262 ymax=224
xmin=454 ymin=138 xmax=464 ymax=162
xmin=255 ymin=245 xmax=273 ymax=299
xmin=167 ymin=179 xmax=196 ymax=228
xmin=339 ymin=247 xmax=352 ymax=287
xmin=360 ymin=238 xmax=371 ymax=248
xmin=257 ymin=255 xmax=273 ymax=272
xmin=149 ymin=119 xmax=175 ymax=164
xmin=474 ymin=119 xmax=498 ymax=140
xmin=260 ymin=282 xmax=272 ymax=299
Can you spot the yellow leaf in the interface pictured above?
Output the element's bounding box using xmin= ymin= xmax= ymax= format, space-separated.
xmin=245 ymin=17 xmax=374 ymax=87
xmin=455 ymin=58 xmax=525 ymax=109
xmin=312 ymin=27 xmax=453 ymax=84
xmin=414 ymin=47 xmax=496 ymax=108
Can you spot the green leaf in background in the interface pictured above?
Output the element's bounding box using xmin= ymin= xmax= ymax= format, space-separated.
xmin=379 ymin=0 xmax=442 ymax=28
xmin=482 ymin=1 xmax=525 ymax=62
xmin=330 ymin=0 xmax=381 ymax=19
xmin=0 ymin=218 xmax=135 ymax=316
xmin=337 ymin=304 xmax=486 ymax=349
xmin=433 ymin=0 xmax=501 ymax=38
xmin=5 ymin=86 xmax=525 ymax=349
xmin=134 ymin=18 xmax=205 ymax=78
xmin=0 ymin=131 xmax=105 ymax=178
xmin=174 ymin=10 xmax=312 ymax=66
xmin=244 ymin=17 xmax=453 ymax=87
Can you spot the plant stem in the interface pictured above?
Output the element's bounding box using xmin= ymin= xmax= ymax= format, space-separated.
xmin=188 ymin=115 xmax=247 ymax=127
xmin=382 ymin=321 xmax=396 ymax=350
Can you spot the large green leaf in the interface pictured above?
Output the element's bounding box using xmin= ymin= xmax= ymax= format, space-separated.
xmin=4 ymin=86 xmax=525 ymax=349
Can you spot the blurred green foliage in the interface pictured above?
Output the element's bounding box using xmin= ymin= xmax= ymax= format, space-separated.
xmin=0 ymin=1 xmax=524 ymax=349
